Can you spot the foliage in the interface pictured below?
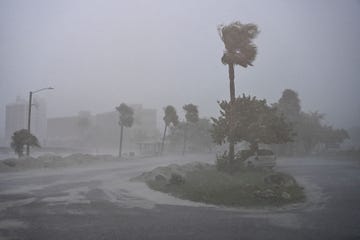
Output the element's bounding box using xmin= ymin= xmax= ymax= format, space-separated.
xmin=297 ymin=111 xmax=349 ymax=153
xmin=10 ymin=129 xmax=40 ymax=158
xmin=169 ymin=173 xmax=185 ymax=185
xmin=183 ymin=104 xmax=199 ymax=123
xmin=215 ymin=151 xmax=243 ymax=172
xmin=116 ymin=103 xmax=134 ymax=158
xmin=275 ymin=89 xmax=301 ymax=123
xmin=161 ymin=105 xmax=180 ymax=153
xmin=211 ymin=95 xmax=294 ymax=151
xmin=217 ymin=21 xmax=260 ymax=163
xmin=182 ymin=104 xmax=200 ymax=155
xmin=218 ymin=21 xmax=259 ymax=67
xmin=274 ymin=89 xmax=350 ymax=155
xmin=163 ymin=105 xmax=179 ymax=127
xmin=215 ymin=152 xmax=229 ymax=171
xmin=168 ymin=118 xmax=213 ymax=153
xmin=116 ymin=103 xmax=134 ymax=128
xmin=189 ymin=118 xmax=213 ymax=152
xmin=147 ymin=167 xmax=305 ymax=207
xmin=296 ymin=111 xmax=324 ymax=153
xmin=321 ymin=125 xmax=349 ymax=146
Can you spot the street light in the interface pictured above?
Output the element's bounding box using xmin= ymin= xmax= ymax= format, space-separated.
xmin=26 ymin=87 xmax=54 ymax=156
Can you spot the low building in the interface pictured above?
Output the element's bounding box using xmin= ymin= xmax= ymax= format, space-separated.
xmin=46 ymin=105 xmax=159 ymax=153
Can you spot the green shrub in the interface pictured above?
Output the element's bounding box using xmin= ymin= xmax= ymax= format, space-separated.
xmin=147 ymin=167 xmax=305 ymax=207
xmin=215 ymin=152 xmax=229 ymax=171
xmin=169 ymin=173 xmax=185 ymax=185
xmin=216 ymin=151 xmax=247 ymax=173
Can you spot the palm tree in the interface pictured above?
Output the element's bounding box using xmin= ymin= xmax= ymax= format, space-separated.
xmin=182 ymin=104 xmax=199 ymax=155
xmin=161 ymin=105 xmax=179 ymax=154
xmin=218 ymin=21 xmax=259 ymax=163
xmin=116 ymin=103 xmax=134 ymax=158
xmin=11 ymin=129 xmax=40 ymax=158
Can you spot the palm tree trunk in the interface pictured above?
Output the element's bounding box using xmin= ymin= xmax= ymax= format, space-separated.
xmin=161 ymin=124 xmax=168 ymax=154
xmin=119 ymin=125 xmax=124 ymax=158
xmin=228 ymin=63 xmax=235 ymax=164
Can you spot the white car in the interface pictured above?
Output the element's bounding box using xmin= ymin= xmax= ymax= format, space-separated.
xmin=244 ymin=149 xmax=276 ymax=169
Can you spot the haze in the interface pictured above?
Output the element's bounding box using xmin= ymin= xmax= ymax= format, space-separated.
xmin=1 ymin=0 xmax=360 ymax=137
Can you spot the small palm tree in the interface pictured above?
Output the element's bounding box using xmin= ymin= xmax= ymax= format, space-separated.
xmin=161 ymin=105 xmax=179 ymax=154
xmin=116 ymin=103 xmax=134 ymax=158
xmin=182 ymin=104 xmax=199 ymax=155
xmin=218 ymin=21 xmax=259 ymax=163
xmin=11 ymin=129 xmax=40 ymax=158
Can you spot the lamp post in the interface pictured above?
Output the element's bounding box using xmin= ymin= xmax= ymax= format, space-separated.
xmin=26 ymin=87 xmax=54 ymax=156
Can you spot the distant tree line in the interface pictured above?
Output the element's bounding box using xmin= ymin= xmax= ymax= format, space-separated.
xmin=161 ymin=104 xmax=213 ymax=154
xmin=273 ymin=89 xmax=349 ymax=155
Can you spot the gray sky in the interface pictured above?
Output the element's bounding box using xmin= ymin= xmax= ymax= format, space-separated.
xmin=1 ymin=0 xmax=360 ymax=138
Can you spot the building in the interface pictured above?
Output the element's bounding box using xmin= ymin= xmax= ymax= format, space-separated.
xmin=5 ymin=98 xmax=27 ymax=144
xmin=46 ymin=104 xmax=159 ymax=153
xmin=5 ymin=97 xmax=47 ymax=146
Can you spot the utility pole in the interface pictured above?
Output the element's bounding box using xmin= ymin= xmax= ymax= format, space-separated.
xmin=26 ymin=87 xmax=54 ymax=156
xmin=26 ymin=91 xmax=33 ymax=156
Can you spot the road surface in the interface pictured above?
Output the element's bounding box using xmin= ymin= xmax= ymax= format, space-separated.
xmin=0 ymin=154 xmax=359 ymax=240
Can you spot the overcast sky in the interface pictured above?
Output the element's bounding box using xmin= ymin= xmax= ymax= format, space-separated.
xmin=1 ymin=0 xmax=360 ymax=138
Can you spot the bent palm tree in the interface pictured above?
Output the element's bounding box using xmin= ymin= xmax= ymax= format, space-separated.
xmin=182 ymin=104 xmax=199 ymax=155
xmin=11 ymin=129 xmax=40 ymax=158
xmin=116 ymin=103 xmax=134 ymax=158
xmin=161 ymin=105 xmax=179 ymax=154
xmin=218 ymin=21 xmax=259 ymax=163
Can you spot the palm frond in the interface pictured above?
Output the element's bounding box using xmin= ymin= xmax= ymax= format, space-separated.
xmin=218 ymin=21 xmax=259 ymax=67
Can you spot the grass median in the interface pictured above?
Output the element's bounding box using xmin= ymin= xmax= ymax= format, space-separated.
xmin=145 ymin=166 xmax=305 ymax=207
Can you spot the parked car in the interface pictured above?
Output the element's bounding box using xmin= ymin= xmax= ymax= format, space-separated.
xmin=243 ymin=149 xmax=276 ymax=169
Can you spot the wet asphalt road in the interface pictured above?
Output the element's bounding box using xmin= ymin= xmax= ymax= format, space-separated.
xmin=0 ymin=155 xmax=360 ymax=240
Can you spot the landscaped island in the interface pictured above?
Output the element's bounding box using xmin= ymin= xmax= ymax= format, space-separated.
xmin=133 ymin=162 xmax=305 ymax=207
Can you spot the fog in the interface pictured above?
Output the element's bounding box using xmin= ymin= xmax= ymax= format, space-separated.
xmin=1 ymin=0 xmax=360 ymax=138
